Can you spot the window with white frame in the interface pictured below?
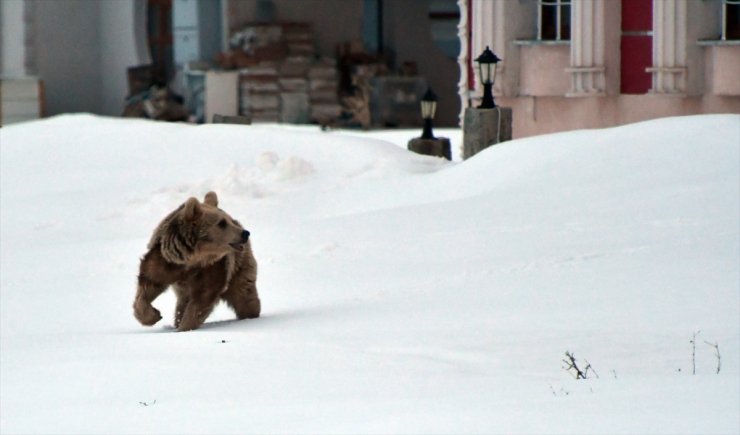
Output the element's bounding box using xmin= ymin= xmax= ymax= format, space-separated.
xmin=538 ymin=0 xmax=571 ymax=41
xmin=723 ymin=0 xmax=740 ymax=40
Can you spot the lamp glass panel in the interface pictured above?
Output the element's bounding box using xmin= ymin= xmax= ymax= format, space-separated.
xmin=479 ymin=62 xmax=493 ymax=84
xmin=421 ymin=100 xmax=437 ymax=119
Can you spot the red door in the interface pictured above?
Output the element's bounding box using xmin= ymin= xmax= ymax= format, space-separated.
xmin=620 ymin=0 xmax=652 ymax=94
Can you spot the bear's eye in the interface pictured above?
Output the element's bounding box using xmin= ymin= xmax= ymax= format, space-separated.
xmin=218 ymin=219 xmax=228 ymax=229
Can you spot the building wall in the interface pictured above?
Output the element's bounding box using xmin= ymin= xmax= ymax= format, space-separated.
xmin=684 ymin=0 xmax=718 ymax=96
xmin=465 ymin=0 xmax=740 ymax=138
xmin=226 ymin=0 xmax=364 ymax=57
xmin=8 ymin=0 xmax=458 ymax=124
xmin=274 ymin=0 xmax=364 ymax=58
xmin=32 ymin=0 xmax=103 ymax=115
xmin=603 ymin=0 xmax=621 ymax=96
xmin=518 ymin=44 xmax=570 ymax=96
xmin=498 ymin=94 xmax=740 ymax=138
xmin=3 ymin=0 xmax=148 ymax=118
xmin=100 ymin=0 xmax=150 ymax=115
xmin=383 ymin=0 xmax=459 ymax=127
xmin=706 ymin=45 xmax=740 ymax=96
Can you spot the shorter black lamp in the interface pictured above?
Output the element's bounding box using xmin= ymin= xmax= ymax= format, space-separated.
xmin=420 ymin=87 xmax=437 ymax=139
xmin=408 ymin=86 xmax=450 ymax=160
xmin=475 ymin=46 xmax=502 ymax=109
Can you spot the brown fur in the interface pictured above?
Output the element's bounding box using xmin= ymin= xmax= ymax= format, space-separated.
xmin=133 ymin=192 xmax=260 ymax=331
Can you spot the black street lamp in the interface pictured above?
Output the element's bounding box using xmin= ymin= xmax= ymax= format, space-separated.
xmin=420 ymin=87 xmax=437 ymax=139
xmin=475 ymin=46 xmax=502 ymax=109
xmin=408 ymin=86 xmax=450 ymax=160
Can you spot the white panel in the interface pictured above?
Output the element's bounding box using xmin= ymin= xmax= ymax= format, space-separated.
xmin=1 ymin=78 xmax=40 ymax=126
xmin=173 ymin=0 xmax=198 ymax=28
xmin=1 ymin=99 xmax=40 ymax=116
xmin=174 ymin=29 xmax=200 ymax=65
xmin=1 ymin=0 xmax=26 ymax=77
xmin=0 ymin=78 xmax=40 ymax=99
xmin=205 ymin=71 xmax=239 ymax=123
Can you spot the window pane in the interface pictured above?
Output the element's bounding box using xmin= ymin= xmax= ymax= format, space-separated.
xmin=541 ymin=4 xmax=557 ymax=40
xmin=727 ymin=3 xmax=740 ymax=40
xmin=560 ymin=4 xmax=571 ymax=40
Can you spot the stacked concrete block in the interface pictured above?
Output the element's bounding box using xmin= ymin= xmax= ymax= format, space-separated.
xmin=279 ymin=77 xmax=308 ymax=92
xmin=234 ymin=23 xmax=340 ymax=124
xmin=284 ymin=23 xmax=314 ymax=57
xmin=308 ymin=58 xmax=342 ymax=122
xmin=278 ymin=55 xmax=311 ymax=123
xmin=280 ymin=92 xmax=310 ymax=124
xmin=239 ymin=64 xmax=280 ymax=122
xmin=279 ymin=57 xmax=312 ymax=77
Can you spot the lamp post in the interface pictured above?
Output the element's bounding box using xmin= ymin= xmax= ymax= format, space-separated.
xmin=462 ymin=46 xmax=511 ymax=159
xmin=420 ymin=87 xmax=437 ymax=140
xmin=407 ymin=87 xmax=450 ymax=160
xmin=475 ymin=46 xmax=502 ymax=109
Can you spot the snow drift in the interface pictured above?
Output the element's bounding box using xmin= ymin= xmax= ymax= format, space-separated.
xmin=1 ymin=114 xmax=738 ymax=434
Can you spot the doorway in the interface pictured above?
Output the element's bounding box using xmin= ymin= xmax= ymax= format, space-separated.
xmin=147 ymin=0 xmax=174 ymax=85
xmin=620 ymin=0 xmax=652 ymax=94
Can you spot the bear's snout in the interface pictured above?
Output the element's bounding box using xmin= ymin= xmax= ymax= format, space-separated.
xmin=241 ymin=230 xmax=250 ymax=242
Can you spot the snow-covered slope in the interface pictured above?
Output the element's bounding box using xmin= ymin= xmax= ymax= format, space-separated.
xmin=1 ymin=114 xmax=738 ymax=434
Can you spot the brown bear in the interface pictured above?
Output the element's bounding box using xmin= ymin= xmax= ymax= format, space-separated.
xmin=133 ymin=191 xmax=260 ymax=331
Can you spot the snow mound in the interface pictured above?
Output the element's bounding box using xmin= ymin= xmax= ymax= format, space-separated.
xmin=1 ymin=113 xmax=738 ymax=434
xmin=153 ymin=152 xmax=317 ymax=201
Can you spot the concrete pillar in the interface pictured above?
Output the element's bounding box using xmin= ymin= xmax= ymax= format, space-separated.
xmin=1 ymin=0 xmax=27 ymax=78
xmin=462 ymin=106 xmax=512 ymax=159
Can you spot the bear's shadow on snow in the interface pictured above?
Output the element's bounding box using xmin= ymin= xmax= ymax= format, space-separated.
xmin=126 ymin=308 xmax=322 ymax=334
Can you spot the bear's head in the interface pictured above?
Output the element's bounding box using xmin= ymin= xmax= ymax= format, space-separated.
xmin=151 ymin=191 xmax=250 ymax=266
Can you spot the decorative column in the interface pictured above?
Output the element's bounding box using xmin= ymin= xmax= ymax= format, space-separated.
xmin=648 ymin=0 xmax=687 ymax=94
xmin=1 ymin=0 xmax=28 ymax=77
xmin=566 ymin=0 xmax=606 ymax=96
xmin=456 ymin=0 xmax=469 ymax=127
xmin=471 ymin=0 xmax=507 ymax=98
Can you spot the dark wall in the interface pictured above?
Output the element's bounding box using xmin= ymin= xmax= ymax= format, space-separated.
xmin=32 ymin=0 xmax=103 ymax=115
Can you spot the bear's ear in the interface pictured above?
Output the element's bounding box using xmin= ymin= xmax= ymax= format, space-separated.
xmin=204 ymin=191 xmax=219 ymax=207
xmin=182 ymin=197 xmax=203 ymax=221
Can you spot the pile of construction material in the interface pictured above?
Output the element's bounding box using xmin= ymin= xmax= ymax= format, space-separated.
xmin=219 ymin=23 xmax=341 ymax=124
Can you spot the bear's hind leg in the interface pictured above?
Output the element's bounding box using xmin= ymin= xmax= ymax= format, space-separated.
xmin=176 ymin=296 xmax=220 ymax=332
xmin=176 ymin=259 xmax=228 ymax=332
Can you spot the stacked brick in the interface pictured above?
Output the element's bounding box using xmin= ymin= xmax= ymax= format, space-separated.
xmin=239 ymin=64 xmax=280 ymax=122
xmin=308 ymin=58 xmax=342 ymax=123
xmin=233 ymin=23 xmax=340 ymax=124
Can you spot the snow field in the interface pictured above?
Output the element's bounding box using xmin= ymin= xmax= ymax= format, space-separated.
xmin=1 ymin=114 xmax=738 ymax=434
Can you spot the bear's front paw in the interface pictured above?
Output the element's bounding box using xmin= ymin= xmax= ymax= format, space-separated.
xmin=134 ymin=300 xmax=162 ymax=326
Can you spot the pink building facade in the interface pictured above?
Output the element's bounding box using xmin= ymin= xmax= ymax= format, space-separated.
xmin=458 ymin=0 xmax=740 ymax=138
